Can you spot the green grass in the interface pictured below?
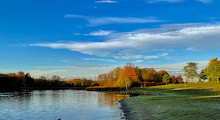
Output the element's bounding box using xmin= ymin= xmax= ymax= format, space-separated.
xmin=120 ymin=82 xmax=220 ymax=120
xmin=147 ymin=81 xmax=220 ymax=90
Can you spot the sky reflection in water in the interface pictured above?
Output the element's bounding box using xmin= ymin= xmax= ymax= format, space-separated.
xmin=0 ymin=90 xmax=130 ymax=120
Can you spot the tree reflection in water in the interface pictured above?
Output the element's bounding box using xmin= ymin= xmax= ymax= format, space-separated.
xmin=98 ymin=92 xmax=130 ymax=109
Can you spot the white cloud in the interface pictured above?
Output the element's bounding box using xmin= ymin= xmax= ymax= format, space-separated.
xmin=83 ymin=58 xmax=117 ymax=62
xmin=95 ymin=0 xmax=118 ymax=3
xmin=64 ymin=14 xmax=161 ymax=26
xmin=113 ymin=54 xmax=143 ymax=59
xmin=89 ymin=30 xmax=114 ymax=36
xmin=30 ymin=23 xmax=220 ymax=59
xmin=134 ymin=60 xmax=144 ymax=63
xmin=144 ymin=56 xmax=160 ymax=59
xmin=161 ymin=53 xmax=168 ymax=56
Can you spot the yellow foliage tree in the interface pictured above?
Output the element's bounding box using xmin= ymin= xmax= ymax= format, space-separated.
xmin=116 ymin=72 xmax=131 ymax=89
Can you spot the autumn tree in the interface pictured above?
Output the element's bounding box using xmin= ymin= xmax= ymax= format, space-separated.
xmin=139 ymin=68 xmax=148 ymax=82
xmin=144 ymin=68 xmax=160 ymax=82
xmin=158 ymin=70 xmax=168 ymax=80
xmin=162 ymin=74 xmax=170 ymax=85
xmin=183 ymin=62 xmax=200 ymax=82
xmin=18 ymin=71 xmax=25 ymax=77
xmin=177 ymin=75 xmax=183 ymax=83
xmin=116 ymin=72 xmax=131 ymax=89
xmin=114 ymin=63 xmax=139 ymax=88
xmin=204 ymin=58 xmax=220 ymax=81
xmin=11 ymin=73 xmax=17 ymax=77
xmin=122 ymin=63 xmax=139 ymax=83
xmin=98 ymin=67 xmax=121 ymax=87
xmin=171 ymin=75 xmax=178 ymax=84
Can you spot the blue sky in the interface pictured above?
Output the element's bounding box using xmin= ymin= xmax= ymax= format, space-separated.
xmin=0 ymin=0 xmax=220 ymax=79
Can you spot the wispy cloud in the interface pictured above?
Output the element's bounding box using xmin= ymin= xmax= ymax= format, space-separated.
xmin=83 ymin=58 xmax=117 ymax=62
xmin=134 ymin=60 xmax=144 ymax=63
xmin=95 ymin=0 xmax=118 ymax=3
xmin=30 ymin=23 xmax=220 ymax=59
xmin=64 ymin=14 xmax=162 ymax=26
xmin=74 ymin=30 xmax=114 ymax=36
xmin=144 ymin=56 xmax=160 ymax=59
xmin=88 ymin=30 xmax=114 ymax=36
xmin=161 ymin=53 xmax=168 ymax=56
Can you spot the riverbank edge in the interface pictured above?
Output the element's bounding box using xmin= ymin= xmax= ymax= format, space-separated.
xmin=117 ymin=83 xmax=220 ymax=120
xmin=118 ymin=98 xmax=134 ymax=120
xmin=118 ymin=91 xmax=154 ymax=120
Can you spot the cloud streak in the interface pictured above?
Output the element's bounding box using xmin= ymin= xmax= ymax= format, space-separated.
xmin=88 ymin=30 xmax=114 ymax=36
xmin=64 ymin=14 xmax=161 ymax=26
xmin=82 ymin=58 xmax=117 ymax=62
xmin=30 ymin=23 xmax=220 ymax=59
xmin=95 ymin=0 xmax=118 ymax=3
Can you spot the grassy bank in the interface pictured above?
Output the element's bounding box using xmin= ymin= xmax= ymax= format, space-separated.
xmin=120 ymin=82 xmax=220 ymax=120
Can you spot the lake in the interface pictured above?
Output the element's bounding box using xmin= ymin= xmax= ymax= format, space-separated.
xmin=0 ymin=90 xmax=131 ymax=120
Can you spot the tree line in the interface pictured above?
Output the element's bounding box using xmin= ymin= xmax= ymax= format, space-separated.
xmin=184 ymin=58 xmax=220 ymax=82
xmin=97 ymin=63 xmax=183 ymax=89
xmin=0 ymin=72 xmax=98 ymax=89
xmin=0 ymin=58 xmax=219 ymax=90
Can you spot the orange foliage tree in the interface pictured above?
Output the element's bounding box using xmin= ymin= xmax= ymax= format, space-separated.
xmin=158 ymin=70 xmax=168 ymax=78
xmin=18 ymin=71 xmax=25 ymax=77
xmin=177 ymin=75 xmax=183 ymax=83
xmin=121 ymin=63 xmax=139 ymax=83
xmin=144 ymin=68 xmax=160 ymax=82
xmin=11 ymin=73 xmax=17 ymax=77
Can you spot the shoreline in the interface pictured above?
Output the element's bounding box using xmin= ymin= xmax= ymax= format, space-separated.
xmin=0 ymin=87 xmax=86 ymax=92
xmin=118 ymin=82 xmax=220 ymax=120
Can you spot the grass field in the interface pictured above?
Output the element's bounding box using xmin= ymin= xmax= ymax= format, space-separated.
xmin=148 ymin=81 xmax=220 ymax=90
xmin=120 ymin=82 xmax=220 ymax=120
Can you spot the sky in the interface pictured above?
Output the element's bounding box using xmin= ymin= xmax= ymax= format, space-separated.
xmin=0 ymin=0 xmax=220 ymax=79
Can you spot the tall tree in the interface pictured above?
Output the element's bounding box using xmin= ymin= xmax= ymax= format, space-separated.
xmin=122 ymin=63 xmax=139 ymax=83
xmin=204 ymin=58 xmax=220 ymax=81
xmin=18 ymin=71 xmax=25 ymax=77
xmin=162 ymin=74 xmax=170 ymax=85
xmin=171 ymin=75 xmax=177 ymax=84
xmin=177 ymin=75 xmax=183 ymax=83
xmin=183 ymin=62 xmax=200 ymax=82
xmin=158 ymin=70 xmax=168 ymax=80
xmin=116 ymin=72 xmax=131 ymax=89
xmin=144 ymin=68 xmax=160 ymax=82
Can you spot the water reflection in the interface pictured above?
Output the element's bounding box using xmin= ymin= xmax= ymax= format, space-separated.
xmin=0 ymin=90 xmax=131 ymax=120
xmin=98 ymin=93 xmax=130 ymax=109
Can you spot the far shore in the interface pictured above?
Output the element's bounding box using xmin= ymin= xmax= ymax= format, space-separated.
xmin=0 ymin=87 xmax=86 ymax=92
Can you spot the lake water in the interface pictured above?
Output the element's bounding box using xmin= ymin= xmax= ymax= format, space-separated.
xmin=0 ymin=90 xmax=131 ymax=120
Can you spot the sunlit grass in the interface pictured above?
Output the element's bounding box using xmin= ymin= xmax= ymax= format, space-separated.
xmin=121 ymin=82 xmax=220 ymax=120
xmin=147 ymin=81 xmax=220 ymax=90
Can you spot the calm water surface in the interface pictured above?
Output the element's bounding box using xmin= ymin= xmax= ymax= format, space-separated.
xmin=0 ymin=90 xmax=131 ymax=120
